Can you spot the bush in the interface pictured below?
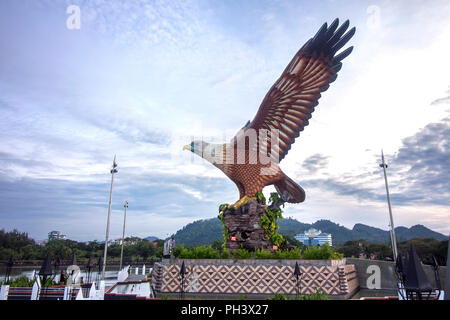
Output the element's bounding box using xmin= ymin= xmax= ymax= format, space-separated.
xmin=268 ymin=290 xmax=329 ymax=300
xmin=191 ymin=246 xmax=220 ymax=259
xmin=172 ymin=245 xmax=221 ymax=259
xmin=232 ymin=248 xmax=253 ymax=259
xmin=254 ymin=248 xmax=302 ymax=259
xmin=255 ymin=249 xmax=276 ymax=259
xmin=276 ymin=248 xmax=302 ymax=259
xmin=173 ymin=244 xmax=343 ymax=260
xmin=172 ymin=245 xmax=192 ymax=258
xmin=302 ymin=243 xmax=343 ymax=260
xmin=1 ymin=276 xmax=54 ymax=288
xmin=298 ymin=289 xmax=330 ymax=300
xmin=258 ymin=192 xmax=284 ymax=247
xmin=220 ymin=248 xmax=231 ymax=259
xmin=269 ymin=293 xmax=288 ymax=300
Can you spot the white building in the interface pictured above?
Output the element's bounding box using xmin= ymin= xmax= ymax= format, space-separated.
xmin=48 ymin=231 xmax=67 ymax=241
xmin=108 ymin=238 xmax=123 ymax=246
xmin=295 ymin=228 xmax=332 ymax=246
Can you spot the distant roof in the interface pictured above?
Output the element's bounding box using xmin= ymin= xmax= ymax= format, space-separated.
xmin=295 ymin=229 xmax=331 ymax=237
xmin=125 ymin=274 xmax=147 ymax=282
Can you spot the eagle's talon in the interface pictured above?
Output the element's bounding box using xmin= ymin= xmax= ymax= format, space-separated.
xmin=230 ymin=195 xmax=257 ymax=210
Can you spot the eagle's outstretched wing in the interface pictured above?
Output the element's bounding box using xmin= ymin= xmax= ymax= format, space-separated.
xmin=245 ymin=19 xmax=355 ymax=162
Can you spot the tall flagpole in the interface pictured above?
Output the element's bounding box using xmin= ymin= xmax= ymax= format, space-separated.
xmin=102 ymin=155 xmax=118 ymax=280
xmin=379 ymin=150 xmax=398 ymax=261
xmin=119 ymin=200 xmax=128 ymax=270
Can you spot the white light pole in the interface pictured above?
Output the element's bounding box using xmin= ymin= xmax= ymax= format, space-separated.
xmin=102 ymin=155 xmax=118 ymax=280
xmin=379 ymin=150 xmax=398 ymax=261
xmin=119 ymin=200 xmax=128 ymax=270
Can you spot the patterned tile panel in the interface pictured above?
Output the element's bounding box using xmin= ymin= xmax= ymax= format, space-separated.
xmin=153 ymin=262 xmax=358 ymax=295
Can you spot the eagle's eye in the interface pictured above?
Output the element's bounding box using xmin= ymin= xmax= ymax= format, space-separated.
xmin=190 ymin=141 xmax=194 ymax=152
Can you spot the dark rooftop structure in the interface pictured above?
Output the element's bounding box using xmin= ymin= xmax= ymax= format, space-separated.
xmin=398 ymin=244 xmax=435 ymax=300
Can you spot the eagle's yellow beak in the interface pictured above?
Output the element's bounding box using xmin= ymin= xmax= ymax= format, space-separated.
xmin=183 ymin=145 xmax=191 ymax=151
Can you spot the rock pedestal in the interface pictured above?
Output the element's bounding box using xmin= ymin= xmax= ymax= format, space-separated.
xmin=221 ymin=200 xmax=273 ymax=252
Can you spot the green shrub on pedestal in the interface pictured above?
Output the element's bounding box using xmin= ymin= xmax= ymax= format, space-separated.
xmin=172 ymin=245 xmax=231 ymax=259
xmin=257 ymin=192 xmax=284 ymax=247
xmin=254 ymin=249 xmax=274 ymax=259
xmin=254 ymin=247 xmax=302 ymax=259
xmin=302 ymin=243 xmax=344 ymax=260
xmin=220 ymin=248 xmax=231 ymax=259
xmin=275 ymin=247 xmax=302 ymax=259
xmin=217 ymin=204 xmax=229 ymax=249
xmin=172 ymin=244 xmax=342 ymax=260
xmin=232 ymin=248 xmax=253 ymax=259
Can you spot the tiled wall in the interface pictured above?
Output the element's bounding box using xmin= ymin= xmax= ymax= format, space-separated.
xmin=152 ymin=261 xmax=358 ymax=296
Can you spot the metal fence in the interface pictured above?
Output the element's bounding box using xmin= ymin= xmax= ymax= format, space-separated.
xmin=6 ymin=287 xmax=32 ymax=300
xmin=37 ymin=287 xmax=66 ymax=300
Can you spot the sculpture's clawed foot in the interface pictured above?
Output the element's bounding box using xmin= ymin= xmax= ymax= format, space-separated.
xmin=228 ymin=195 xmax=257 ymax=210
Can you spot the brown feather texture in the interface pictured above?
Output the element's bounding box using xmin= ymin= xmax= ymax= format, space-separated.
xmin=186 ymin=19 xmax=355 ymax=207
xmin=248 ymin=18 xmax=355 ymax=162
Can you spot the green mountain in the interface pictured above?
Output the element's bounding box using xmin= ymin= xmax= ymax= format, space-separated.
xmin=173 ymin=217 xmax=447 ymax=246
xmin=173 ymin=218 xmax=223 ymax=246
xmin=395 ymin=225 xmax=447 ymax=242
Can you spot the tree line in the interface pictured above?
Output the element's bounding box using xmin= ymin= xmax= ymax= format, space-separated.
xmin=0 ymin=229 xmax=164 ymax=264
xmin=0 ymin=229 xmax=447 ymax=265
xmin=334 ymin=238 xmax=448 ymax=265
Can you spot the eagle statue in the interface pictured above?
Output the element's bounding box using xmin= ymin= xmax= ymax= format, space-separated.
xmin=184 ymin=19 xmax=355 ymax=210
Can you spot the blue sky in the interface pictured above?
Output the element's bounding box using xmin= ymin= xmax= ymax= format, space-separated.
xmin=0 ymin=0 xmax=449 ymax=241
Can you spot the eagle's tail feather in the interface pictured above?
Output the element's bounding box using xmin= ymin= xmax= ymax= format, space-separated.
xmin=274 ymin=174 xmax=305 ymax=203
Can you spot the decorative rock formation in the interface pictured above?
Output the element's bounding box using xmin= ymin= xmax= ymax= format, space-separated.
xmin=221 ymin=195 xmax=286 ymax=252
xmin=222 ymin=200 xmax=271 ymax=251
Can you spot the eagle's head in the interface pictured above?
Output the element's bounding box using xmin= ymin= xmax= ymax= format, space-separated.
xmin=183 ymin=140 xmax=206 ymax=157
xmin=183 ymin=140 xmax=222 ymax=165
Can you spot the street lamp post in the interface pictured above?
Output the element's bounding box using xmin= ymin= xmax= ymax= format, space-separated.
xmin=86 ymin=257 xmax=92 ymax=283
xmin=4 ymin=255 xmax=13 ymax=284
xmin=119 ymin=200 xmax=129 ymax=270
xmin=179 ymin=261 xmax=186 ymax=300
xmin=39 ymin=253 xmax=53 ymax=299
xmin=96 ymin=256 xmax=103 ymax=284
xmin=379 ymin=150 xmax=398 ymax=261
xmin=294 ymin=261 xmax=303 ymax=298
xmin=102 ymin=155 xmax=118 ymax=280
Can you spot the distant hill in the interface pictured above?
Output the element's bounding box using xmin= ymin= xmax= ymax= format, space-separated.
xmin=173 ymin=219 xmax=223 ymax=246
xmin=173 ymin=217 xmax=447 ymax=246
xmin=395 ymin=224 xmax=447 ymax=242
xmin=144 ymin=236 xmax=160 ymax=242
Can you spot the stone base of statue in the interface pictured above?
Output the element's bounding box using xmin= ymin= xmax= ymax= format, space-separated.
xmin=222 ymin=200 xmax=274 ymax=252
xmin=152 ymin=258 xmax=357 ymax=298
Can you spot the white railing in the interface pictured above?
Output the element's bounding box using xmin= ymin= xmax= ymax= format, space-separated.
xmin=0 ymin=280 xmax=105 ymax=300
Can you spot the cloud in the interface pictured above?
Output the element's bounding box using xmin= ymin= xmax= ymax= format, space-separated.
xmin=301 ymin=153 xmax=329 ymax=174
xmin=389 ymin=116 xmax=450 ymax=205
xmin=431 ymin=86 xmax=450 ymax=106
xmin=1 ymin=0 xmax=449 ymax=240
xmin=290 ymin=113 xmax=450 ymax=234
xmin=299 ymin=115 xmax=449 ymax=205
xmin=0 ymin=170 xmax=236 ymax=240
